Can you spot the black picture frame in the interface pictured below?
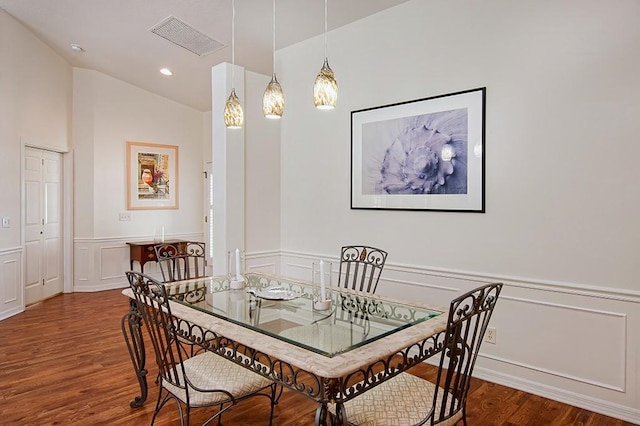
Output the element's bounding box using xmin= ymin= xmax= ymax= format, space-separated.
xmin=350 ymin=87 xmax=486 ymax=212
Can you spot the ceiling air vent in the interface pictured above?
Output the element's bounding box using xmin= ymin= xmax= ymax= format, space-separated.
xmin=151 ymin=16 xmax=224 ymax=56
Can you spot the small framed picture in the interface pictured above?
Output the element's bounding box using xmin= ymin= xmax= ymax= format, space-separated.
xmin=126 ymin=141 xmax=179 ymax=210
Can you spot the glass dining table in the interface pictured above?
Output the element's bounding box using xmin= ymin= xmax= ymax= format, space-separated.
xmin=122 ymin=273 xmax=448 ymax=425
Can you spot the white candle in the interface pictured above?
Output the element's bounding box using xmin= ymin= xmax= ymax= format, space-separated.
xmin=161 ymin=226 xmax=165 ymax=243
xmin=235 ymin=248 xmax=241 ymax=279
xmin=319 ymin=260 xmax=326 ymax=301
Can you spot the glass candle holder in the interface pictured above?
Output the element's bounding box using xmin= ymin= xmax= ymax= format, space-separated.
xmin=227 ymin=288 xmax=247 ymax=321
xmin=228 ymin=249 xmax=245 ymax=289
xmin=153 ymin=225 xmax=165 ymax=243
xmin=312 ymin=260 xmax=332 ymax=311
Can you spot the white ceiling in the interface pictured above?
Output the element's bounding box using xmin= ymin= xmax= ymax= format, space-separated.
xmin=0 ymin=0 xmax=410 ymax=111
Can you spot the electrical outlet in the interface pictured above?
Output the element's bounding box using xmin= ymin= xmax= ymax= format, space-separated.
xmin=1 ymin=217 xmax=10 ymax=228
xmin=119 ymin=212 xmax=131 ymax=221
xmin=485 ymin=327 xmax=497 ymax=344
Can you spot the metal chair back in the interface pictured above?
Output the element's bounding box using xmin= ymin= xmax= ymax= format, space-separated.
xmin=126 ymin=271 xmax=276 ymax=425
xmin=337 ymin=245 xmax=388 ymax=294
xmin=432 ymin=282 xmax=503 ymax=425
xmin=184 ymin=241 xmax=207 ymax=279
xmin=125 ymin=272 xmax=190 ymax=395
xmin=154 ymin=243 xmax=187 ymax=282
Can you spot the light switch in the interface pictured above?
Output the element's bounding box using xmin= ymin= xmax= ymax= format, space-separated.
xmin=2 ymin=217 xmax=10 ymax=228
xmin=119 ymin=212 xmax=131 ymax=221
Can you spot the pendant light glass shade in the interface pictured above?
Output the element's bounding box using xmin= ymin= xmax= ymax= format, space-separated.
xmin=225 ymin=0 xmax=243 ymax=129
xmin=314 ymin=0 xmax=337 ymax=110
xmin=313 ymin=58 xmax=337 ymax=109
xmin=263 ymin=73 xmax=285 ymax=119
xmin=224 ymin=89 xmax=243 ymax=129
xmin=263 ymin=0 xmax=284 ymax=119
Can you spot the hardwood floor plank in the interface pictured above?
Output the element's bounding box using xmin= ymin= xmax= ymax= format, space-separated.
xmin=0 ymin=289 xmax=634 ymax=425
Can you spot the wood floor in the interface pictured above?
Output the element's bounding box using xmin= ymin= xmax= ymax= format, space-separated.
xmin=0 ymin=289 xmax=633 ymax=426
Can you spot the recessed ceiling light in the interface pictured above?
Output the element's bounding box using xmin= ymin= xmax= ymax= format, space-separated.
xmin=70 ymin=44 xmax=84 ymax=52
xmin=160 ymin=68 xmax=173 ymax=76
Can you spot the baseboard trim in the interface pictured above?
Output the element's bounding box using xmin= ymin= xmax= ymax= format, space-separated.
xmin=473 ymin=366 xmax=640 ymax=424
xmin=0 ymin=306 xmax=23 ymax=321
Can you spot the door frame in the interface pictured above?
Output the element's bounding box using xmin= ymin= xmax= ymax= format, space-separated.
xmin=21 ymin=141 xmax=73 ymax=301
xmin=204 ymin=161 xmax=213 ymax=275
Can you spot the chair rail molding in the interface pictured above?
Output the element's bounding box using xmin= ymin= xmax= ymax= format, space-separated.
xmin=73 ymin=232 xmax=204 ymax=244
xmin=0 ymin=246 xmax=23 ymax=255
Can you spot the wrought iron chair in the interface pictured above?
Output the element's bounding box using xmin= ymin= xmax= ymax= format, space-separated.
xmin=329 ymin=282 xmax=503 ymax=425
xmin=155 ymin=242 xmax=210 ymax=356
xmin=337 ymin=245 xmax=388 ymax=294
xmin=155 ymin=242 xmax=207 ymax=283
xmin=184 ymin=241 xmax=207 ymax=279
xmin=126 ymin=271 xmax=276 ymax=426
xmin=155 ymin=243 xmax=188 ymax=283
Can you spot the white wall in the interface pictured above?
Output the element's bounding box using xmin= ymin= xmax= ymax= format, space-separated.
xmin=0 ymin=9 xmax=72 ymax=248
xmin=279 ymin=0 xmax=640 ymax=290
xmin=245 ymin=71 xmax=281 ymax=266
xmin=0 ymin=9 xmax=72 ymax=319
xmin=72 ymin=68 xmax=205 ymax=291
xmin=277 ymin=0 xmax=640 ymax=421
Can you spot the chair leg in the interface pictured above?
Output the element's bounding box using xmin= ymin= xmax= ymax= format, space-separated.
xmin=151 ymin=389 xmax=170 ymax=426
xmin=274 ymin=383 xmax=284 ymax=404
xmin=274 ymin=363 xmax=284 ymax=404
xmin=121 ymin=301 xmax=148 ymax=408
xmin=269 ymin=383 xmax=277 ymax=426
xmin=217 ymin=404 xmax=223 ymax=425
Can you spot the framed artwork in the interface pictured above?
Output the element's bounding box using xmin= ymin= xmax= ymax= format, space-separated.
xmin=351 ymin=87 xmax=486 ymax=212
xmin=126 ymin=141 xmax=179 ymax=210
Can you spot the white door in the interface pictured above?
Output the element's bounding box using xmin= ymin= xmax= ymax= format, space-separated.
xmin=24 ymin=148 xmax=63 ymax=305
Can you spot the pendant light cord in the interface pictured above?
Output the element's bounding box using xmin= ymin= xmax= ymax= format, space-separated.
xmin=231 ymin=0 xmax=236 ymax=84
xmin=272 ymin=0 xmax=276 ymax=75
xmin=324 ymin=0 xmax=328 ymax=59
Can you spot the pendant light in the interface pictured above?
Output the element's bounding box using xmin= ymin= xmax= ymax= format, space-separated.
xmin=224 ymin=0 xmax=244 ymax=129
xmin=313 ymin=0 xmax=337 ymax=110
xmin=262 ymin=0 xmax=285 ymax=119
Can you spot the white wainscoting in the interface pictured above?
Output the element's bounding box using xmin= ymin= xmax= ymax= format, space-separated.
xmin=245 ymin=250 xmax=280 ymax=276
xmin=0 ymin=247 xmax=23 ymax=320
xmin=279 ymin=250 xmax=640 ymax=424
xmin=73 ymin=234 xmax=203 ymax=292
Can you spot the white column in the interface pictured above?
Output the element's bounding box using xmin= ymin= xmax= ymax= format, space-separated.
xmin=211 ymin=62 xmax=245 ymax=275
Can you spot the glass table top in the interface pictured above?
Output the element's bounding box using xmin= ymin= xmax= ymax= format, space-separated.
xmin=167 ymin=273 xmax=443 ymax=358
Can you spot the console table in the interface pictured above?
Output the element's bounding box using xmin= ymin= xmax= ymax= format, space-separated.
xmin=126 ymin=240 xmax=188 ymax=273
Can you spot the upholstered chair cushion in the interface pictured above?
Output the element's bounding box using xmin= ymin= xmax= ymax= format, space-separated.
xmin=329 ymin=372 xmax=462 ymax=426
xmin=163 ymin=351 xmax=273 ymax=407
